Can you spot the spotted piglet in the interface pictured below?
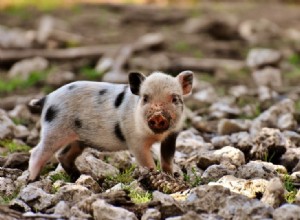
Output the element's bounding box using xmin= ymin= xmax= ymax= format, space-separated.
xmin=28 ymin=71 xmax=193 ymax=181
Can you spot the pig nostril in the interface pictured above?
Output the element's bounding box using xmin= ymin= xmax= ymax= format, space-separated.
xmin=149 ymin=120 xmax=156 ymax=126
xmin=159 ymin=121 xmax=165 ymax=127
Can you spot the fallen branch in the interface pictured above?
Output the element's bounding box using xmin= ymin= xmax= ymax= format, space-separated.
xmin=0 ymin=45 xmax=120 ymax=62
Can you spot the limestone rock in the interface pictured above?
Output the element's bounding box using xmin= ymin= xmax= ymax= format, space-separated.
xmin=210 ymin=175 xmax=268 ymax=199
xmin=230 ymin=132 xmax=253 ymax=153
xmin=75 ymin=174 xmax=101 ymax=193
xmin=202 ymin=165 xmax=236 ymax=183
xmin=186 ymin=185 xmax=231 ymax=213
xmin=211 ymin=135 xmax=231 ymax=149
xmin=0 ymin=109 xmax=15 ymax=139
xmin=56 ymin=184 xmax=92 ymax=205
xmin=19 ymin=185 xmax=56 ymax=211
xmin=261 ymin=177 xmax=285 ymax=208
xmin=3 ymin=152 xmax=29 ymax=170
xmin=280 ymin=147 xmax=300 ymax=172
xmin=75 ymin=148 xmax=119 ymax=181
xmin=0 ymin=25 xmax=34 ymax=48
xmin=273 ymin=204 xmax=300 ymax=220
xmin=236 ymin=161 xmax=286 ymax=180
xmin=92 ymin=199 xmax=138 ymax=220
xmin=8 ymin=57 xmax=49 ymax=80
xmin=247 ymin=48 xmax=281 ymax=69
xmin=46 ymin=70 xmax=75 ymax=87
xmin=141 ymin=208 xmax=161 ymax=220
xmin=213 ymin=146 xmax=245 ymax=167
xmin=193 ymin=87 xmax=218 ymax=104
xmin=251 ymin=128 xmax=288 ymax=161
xmin=218 ymin=194 xmax=273 ymax=219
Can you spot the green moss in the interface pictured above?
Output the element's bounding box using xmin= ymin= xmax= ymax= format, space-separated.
xmin=0 ymin=70 xmax=48 ymax=94
xmin=173 ymin=41 xmax=191 ymax=53
xmin=288 ymin=54 xmax=300 ymax=66
xmin=106 ymin=165 xmax=135 ymax=185
xmin=0 ymin=140 xmax=31 ymax=156
xmin=129 ymin=189 xmax=152 ymax=204
xmin=0 ymin=188 xmax=20 ymax=205
xmin=284 ymin=174 xmax=297 ymax=203
xmin=49 ymin=171 xmax=71 ymax=183
xmin=80 ymin=67 xmax=104 ymax=80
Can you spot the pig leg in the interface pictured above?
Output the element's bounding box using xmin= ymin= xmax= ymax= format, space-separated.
xmin=130 ymin=139 xmax=156 ymax=170
xmin=160 ymin=132 xmax=178 ymax=174
xmin=28 ymin=129 xmax=78 ymax=181
xmin=57 ymin=141 xmax=85 ymax=181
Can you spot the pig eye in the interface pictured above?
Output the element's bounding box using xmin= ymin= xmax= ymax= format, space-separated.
xmin=143 ymin=95 xmax=149 ymax=103
xmin=172 ymin=95 xmax=178 ymax=104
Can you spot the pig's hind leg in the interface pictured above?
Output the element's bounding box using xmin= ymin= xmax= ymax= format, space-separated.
xmin=57 ymin=141 xmax=85 ymax=181
xmin=28 ymin=127 xmax=79 ymax=181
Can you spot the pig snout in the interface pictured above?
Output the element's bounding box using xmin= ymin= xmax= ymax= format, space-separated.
xmin=147 ymin=113 xmax=170 ymax=133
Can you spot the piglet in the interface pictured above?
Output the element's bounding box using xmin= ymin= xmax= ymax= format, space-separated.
xmin=28 ymin=71 xmax=193 ymax=181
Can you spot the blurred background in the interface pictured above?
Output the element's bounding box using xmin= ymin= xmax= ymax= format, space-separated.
xmin=0 ymin=0 xmax=300 ymax=112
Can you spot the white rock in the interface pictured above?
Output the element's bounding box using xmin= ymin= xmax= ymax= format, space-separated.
xmin=252 ymin=67 xmax=282 ymax=88
xmin=54 ymin=201 xmax=70 ymax=218
xmin=0 ymin=109 xmax=15 ymax=139
xmin=246 ymin=48 xmax=281 ymax=69
xmin=210 ymin=175 xmax=268 ymax=198
xmin=257 ymin=86 xmax=278 ymax=101
xmin=273 ymin=204 xmax=300 ymax=220
xmin=141 ymin=208 xmax=161 ymax=220
xmin=214 ymin=146 xmax=245 ymax=167
xmin=75 ymin=174 xmax=101 ymax=193
xmin=13 ymin=125 xmax=30 ymax=138
xmin=229 ymin=85 xmax=249 ymax=98
xmin=92 ymin=199 xmax=138 ymax=220
xmin=261 ymin=177 xmax=285 ymax=208
xmin=9 ymin=57 xmax=49 ymax=80
xmin=202 ymin=165 xmax=236 ymax=182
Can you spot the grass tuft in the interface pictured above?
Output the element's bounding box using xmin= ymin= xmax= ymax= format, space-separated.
xmin=0 ymin=140 xmax=31 ymax=156
xmin=284 ymin=174 xmax=297 ymax=203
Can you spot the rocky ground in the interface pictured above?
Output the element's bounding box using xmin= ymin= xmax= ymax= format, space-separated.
xmin=1 ymin=1 xmax=300 ymax=219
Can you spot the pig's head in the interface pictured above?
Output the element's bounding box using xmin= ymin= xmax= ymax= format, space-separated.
xmin=129 ymin=71 xmax=193 ymax=135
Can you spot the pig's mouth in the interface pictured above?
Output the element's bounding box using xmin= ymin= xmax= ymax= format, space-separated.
xmin=147 ymin=112 xmax=171 ymax=134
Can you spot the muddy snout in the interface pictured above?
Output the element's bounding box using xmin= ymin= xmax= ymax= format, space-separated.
xmin=147 ymin=113 xmax=170 ymax=133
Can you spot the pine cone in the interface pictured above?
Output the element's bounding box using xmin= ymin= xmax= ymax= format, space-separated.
xmin=137 ymin=169 xmax=190 ymax=194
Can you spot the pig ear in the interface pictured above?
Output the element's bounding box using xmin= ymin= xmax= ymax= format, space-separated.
xmin=177 ymin=71 xmax=194 ymax=95
xmin=128 ymin=72 xmax=146 ymax=95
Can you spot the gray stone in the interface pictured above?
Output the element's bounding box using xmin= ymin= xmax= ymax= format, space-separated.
xmin=92 ymin=199 xmax=138 ymax=220
xmin=273 ymin=204 xmax=300 ymax=220
xmin=218 ymin=119 xmax=251 ymax=135
xmin=202 ymin=165 xmax=236 ymax=183
xmin=166 ymin=211 xmax=222 ymax=220
xmin=280 ymin=148 xmax=300 ymax=172
xmin=261 ymin=177 xmax=285 ymax=208
xmin=239 ymin=19 xmax=280 ymax=45
xmin=251 ymin=128 xmax=288 ymax=161
xmin=141 ymin=208 xmax=161 ymax=220
xmin=230 ymin=132 xmax=253 ymax=153
xmin=252 ymin=67 xmax=282 ymax=88
xmin=75 ymin=174 xmax=101 ymax=193
xmin=0 ymin=25 xmax=34 ymax=48
xmin=54 ymin=201 xmax=70 ymax=218
xmin=211 ymin=135 xmax=231 ymax=149
xmin=152 ymin=191 xmax=185 ymax=219
xmin=9 ymin=199 xmax=31 ymax=212
xmin=229 ymin=85 xmax=249 ymax=98
xmin=218 ymin=194 xmax=273 ymax=219
xmin=210 ymin=175 xmax=268 ymax=199
xmin=0 ymin=178 xmax=17 ymax=198
xmin=209 ymin=101 xmax=241 ymax=118
xmin=247 ymin=48 xmax=281 ymax=69
xmin=13 ymin=125 xmax=30 ymax=138
xmin=193 ymin=87 xmax=218 ymax=104
xmin=236 ymin=161 xmax=286 ymax=180
xmin=251 ymin=99 xmax=296 ymax=134
xmin=75 ymin=148 xmax=119 ymax=181
xmin=0 ymin=167 xmax=23 ymax=180
xmin=8 ymin=104 xmax=33 ymax=122
xmin=98 ymin=150 xmax=133 ymax=170
xmin=8 ymin=57 xmax=49 ymax=80
xmin=0 ymin=109 xmax=15 ymax=139
xmin=56 ymin=184 xmax=92 ymax=205
xmin=19 ymin=185 xmax=56 ymax=211
xmin=257 ymin=86 xmax=278 ymax=101
xmin=186 ymin=185 xmax=231 ymax=213
xmin=3 ymin=152 xmax=29 ymax=170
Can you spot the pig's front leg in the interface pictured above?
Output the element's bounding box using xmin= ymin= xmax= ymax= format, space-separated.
xmin=130 ymin=138 xmax=156 ymax=170
xmin=160 ymin=132 xmax=178 ymax=174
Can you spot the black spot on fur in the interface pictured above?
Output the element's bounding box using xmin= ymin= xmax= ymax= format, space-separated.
xmin=68 ymin=85 xmax=76 ymax=90
xmin=114 ymin=86 xmax=127 ymax=108
xmin=128 ymin=72 xmax=146 ymax=95
xmin=114 ymin=123 xmax=126 ymax=142
xmin=74 ymin=118 xmax=82 ymax=128
xmin=45 ymin=105 xmax=58 ymax=122
xmin=99 ymin=89 xmax=107 ymax=95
